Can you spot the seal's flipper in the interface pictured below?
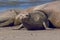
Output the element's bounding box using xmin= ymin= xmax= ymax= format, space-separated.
xmin=13 ymin=24 xmax=24 ymax=30
xmin=17 ymin=24 xmax=24 ymax=30
xmin=43 ymin=21 xmax=52 ymax=30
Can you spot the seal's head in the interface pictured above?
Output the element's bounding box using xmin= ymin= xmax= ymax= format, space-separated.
xmin=14 ymin=11 xmax=29 ymax=25
xmin=22 ymin=10 xmax=48 ymax=30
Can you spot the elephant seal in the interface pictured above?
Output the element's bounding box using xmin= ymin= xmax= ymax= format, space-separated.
xmin=17 ymin=1 xmax=60 ymax=30
xmin=21 ymin=10 xmax=50 ymax=30
xmin=33 ymin=1 xmax=60 ymax=28
xmin=0 ymin=8 xmax=22 ymax=27
xmin=15 ymin=10 xmax=50 ymax=30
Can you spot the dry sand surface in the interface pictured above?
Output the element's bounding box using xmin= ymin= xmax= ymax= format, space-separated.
xmin=0 ymin=26 xmax=60 ymax=40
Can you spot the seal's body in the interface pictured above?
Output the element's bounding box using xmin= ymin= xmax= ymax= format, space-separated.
xmin=16 ymin=1 xmax=60 ymax=30
xmin=18 ymin=1 xmax=60 ymax=30
xmin=0 ymin=9 xmax=22 ymax=27
xmin=33 ymin=1 xmax=60 ymax=28
xmin=31 ymin=1 xmax=60 ymax=28
xmin=22 ymin=11 xmax=49 ymax=30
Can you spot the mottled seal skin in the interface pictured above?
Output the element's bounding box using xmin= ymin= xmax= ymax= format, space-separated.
xmin=33 ymin=1 xmax=60 ymax=28
xmin=22 ymin=11 xmax=49 ymax=30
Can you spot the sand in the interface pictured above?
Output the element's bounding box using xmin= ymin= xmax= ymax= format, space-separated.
xmin=0 ymin=26 xmax=60 ymax=40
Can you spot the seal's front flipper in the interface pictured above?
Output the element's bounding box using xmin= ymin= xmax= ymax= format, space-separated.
xmin=43 ymin=21 xmax=52 ymax=30
xmin=17 ymin=24 xmax=24 ymax=30
xmin=13 ymin=24 xmax=24 ymax=30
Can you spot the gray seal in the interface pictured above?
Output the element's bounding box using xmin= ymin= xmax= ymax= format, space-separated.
xmin=21 ymin=10 xmax=50 ymax=30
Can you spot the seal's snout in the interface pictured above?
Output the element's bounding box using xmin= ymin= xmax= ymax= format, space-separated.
xmin=20 ymin=13 xmax=29 ymax=20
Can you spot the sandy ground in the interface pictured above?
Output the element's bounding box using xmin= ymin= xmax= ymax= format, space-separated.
xmin=0 ymin=26 xmax=60 ymax=40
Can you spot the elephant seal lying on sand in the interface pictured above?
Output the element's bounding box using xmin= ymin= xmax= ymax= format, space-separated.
xmin=0 ymin=8 xmax=22 ymax=27
xmin=17 ymin=1 xmax=60 ymax=30
xmin=22 ymin=10 xmax=50 ymax=30
xmin=33 ymin=1 xmax=60 ymax=28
